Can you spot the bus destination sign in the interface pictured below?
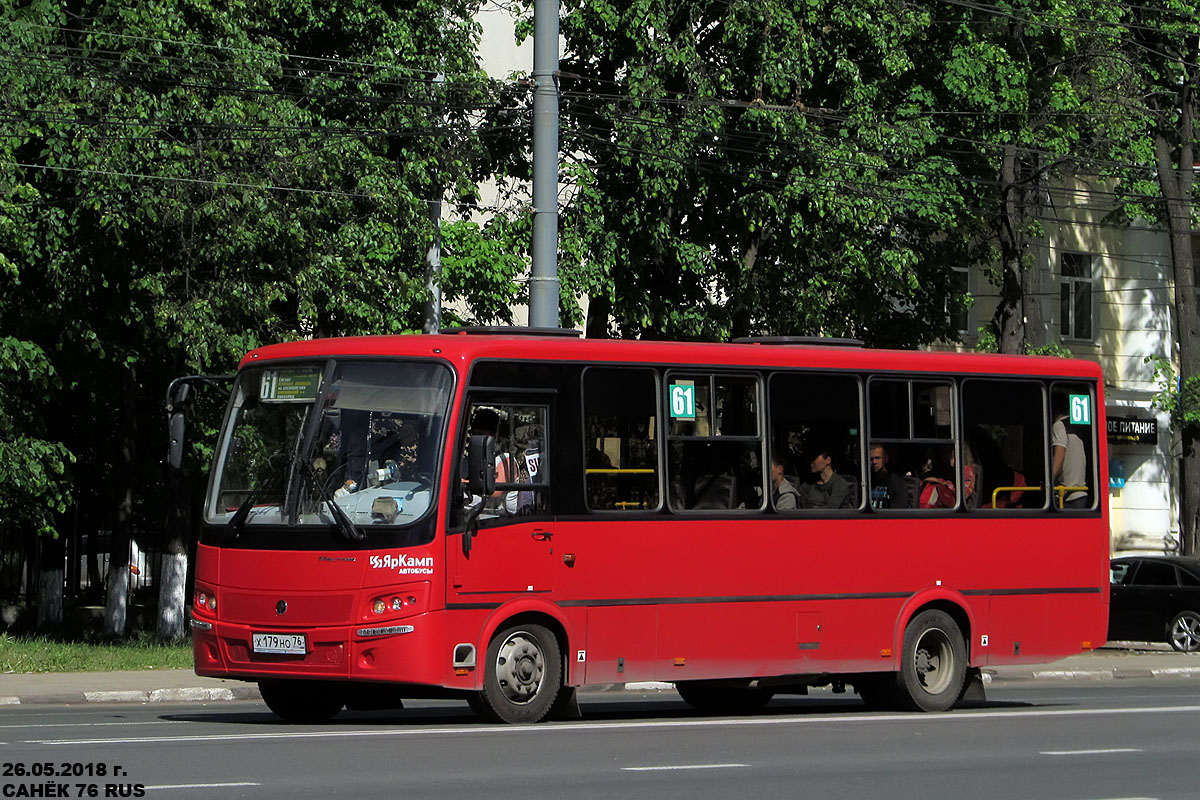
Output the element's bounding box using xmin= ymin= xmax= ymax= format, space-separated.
xmin=260 ymin=368 xmax=321 ymax=402
xmin=1107 ymin=416 xmax=1157 ymax=445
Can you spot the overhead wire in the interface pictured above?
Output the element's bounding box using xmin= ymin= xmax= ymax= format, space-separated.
xmin=0 ymin=6 xmax=1188 ymax=270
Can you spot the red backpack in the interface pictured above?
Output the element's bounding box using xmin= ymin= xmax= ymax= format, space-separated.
xmin=920 ymin=477 xmax=956 ymax=508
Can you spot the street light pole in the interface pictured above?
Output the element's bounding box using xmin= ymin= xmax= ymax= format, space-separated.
xmin=529 ymin=0 xmax=560 ymax=329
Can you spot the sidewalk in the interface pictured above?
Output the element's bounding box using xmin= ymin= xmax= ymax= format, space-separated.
xmin=1 ymin=644 xmax=1196 ymax=706
xmin=982 ymin=642 xmax=1200 ymax=683
xmin=0 ymin=669 xmax=259 ymax=706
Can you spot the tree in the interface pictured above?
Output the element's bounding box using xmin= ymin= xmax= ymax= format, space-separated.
xmin=0 ymin=338 xmax=74 ymax=626
xmin=0 ymin=0 xmax=496 ymax=634
xmin=497 ymin=0 xmax=974 ymax=344
xmin=1099 ymin=4 xmax=1200 ymax=551
xmin=932 ymin=0 xmax=1127 ymax=354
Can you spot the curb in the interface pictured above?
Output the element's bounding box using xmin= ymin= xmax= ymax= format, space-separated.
xmin=984 ymin=665 xmax=1200 ymax=683
xmin=0 ymin=685 xmax=261 ymax=706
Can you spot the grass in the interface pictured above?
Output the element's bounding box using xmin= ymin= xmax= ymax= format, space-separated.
xmin=0 ymin=633 xmax=193 ymax=673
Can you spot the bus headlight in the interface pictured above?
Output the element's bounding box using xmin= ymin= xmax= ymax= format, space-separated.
xmin=195 ymin=590 xmax=217 ymax=613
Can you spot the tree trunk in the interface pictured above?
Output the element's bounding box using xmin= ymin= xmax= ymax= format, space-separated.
xmin=157 ymin=462 xmax=189 ymax=640
xmin=36 ymin=534 xmax=63 ymax=628
xmin=994 ymin=145 xmax=1027 ymax=354
xmin=1154 ymin=87 xmax=1198 ymax=552
xmin=585 ymin=296 xmax=611 ymax=339
xmin=105 ymin=365 xmax=138 ymax=638
xmin=730 ymin=231 xmax=766 ymax=341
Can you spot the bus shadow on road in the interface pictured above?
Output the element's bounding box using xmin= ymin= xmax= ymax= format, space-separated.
xmin=159 ymin=694 xmax=1038 ymax=728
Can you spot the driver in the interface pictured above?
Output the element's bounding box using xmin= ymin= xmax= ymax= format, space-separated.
xmin=373 ymin=418 xmax=420 ymax=482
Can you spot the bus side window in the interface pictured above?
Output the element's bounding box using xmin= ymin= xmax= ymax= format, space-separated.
xmin=961 ymin=379 xmax=1047 ymax=511
xmin=1050 ymin=382 xmax=1096 ymax=511
xmin=768 ymin=372 xmax=863 ymax=511
xmin=462 ymin=401 xmax=551 ymax=525
xmin=583 ymin=368 xmax=661 ymax=512
xmin=868 ymin=379 xmax=955 ymax=511
xmin=666 ymin=372 xmax=764 ymax=512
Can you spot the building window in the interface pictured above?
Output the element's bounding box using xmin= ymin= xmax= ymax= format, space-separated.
xmin=950 ymin=266 xmax=970 ymax=336
xmin=1060 ymin=252 xmax=1094 ymax=341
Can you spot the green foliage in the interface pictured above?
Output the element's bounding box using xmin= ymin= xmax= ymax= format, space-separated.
xmin=975 ymin=328 xmax=1073 ymax=359
xmin=1146 ymin=355 xmax=1200 ymax=430
xmin=1026 ymin=342 xmax=1075 ymax=359
xmin=0 ymin=0 xmax=494 ymax=542
xmin=494 ymin=0 xmax=971 ymax=344
xmin=0 ymin=338 xmax=74 ymax=537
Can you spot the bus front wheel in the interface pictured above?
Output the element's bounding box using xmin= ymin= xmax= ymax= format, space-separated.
xmin=258 ymin=679 xmax=345 ymax=723
xmin=898 ymin=609 xmax=967 ymax=712
xmin=473 ymin=622 xmax=562 ymax=723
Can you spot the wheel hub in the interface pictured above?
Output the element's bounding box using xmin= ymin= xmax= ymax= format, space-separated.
xmin=913 ymin=628 xmax=952 ymax=695
xmin=495 ymin=632 xmax=545 ymax=705
xmin=1172 ymin=615 xmax=1200 ymax=652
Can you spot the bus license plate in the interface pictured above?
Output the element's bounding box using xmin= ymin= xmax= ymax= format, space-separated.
xmin=252 ymin=633 xmax=306 ymax=655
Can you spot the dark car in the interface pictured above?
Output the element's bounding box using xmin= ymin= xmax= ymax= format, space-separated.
xmin=1109 ymin=555 xmax=1200 ymax=652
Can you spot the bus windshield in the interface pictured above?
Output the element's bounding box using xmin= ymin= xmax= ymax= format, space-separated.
xmin=205 ymin=359 xmax=453 ymax=530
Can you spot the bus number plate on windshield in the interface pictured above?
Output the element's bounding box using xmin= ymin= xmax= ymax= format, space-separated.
xmin=252 ymin=633 xmax=306 ymax=655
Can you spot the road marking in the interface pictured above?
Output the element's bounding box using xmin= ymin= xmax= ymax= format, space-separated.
xmin=30 ymin=704 xmax=1200 ymax=746
xmin=0 ymin=720 xmax=182 ymax=730
xmin=144 ymin=783 xmax=261 ymax=790
xmin=621 ymin=764 xmax=747 ymax=771
xmin=1040 ymin=748 xmax=1144 ymax=756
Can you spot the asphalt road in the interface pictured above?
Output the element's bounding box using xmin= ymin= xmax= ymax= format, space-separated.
xmin=3 ymin=681 xmax=1199 ymax=800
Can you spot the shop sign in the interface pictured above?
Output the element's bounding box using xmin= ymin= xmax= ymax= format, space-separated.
xmin=1107 ymin=416 xmax=1157 ymax=445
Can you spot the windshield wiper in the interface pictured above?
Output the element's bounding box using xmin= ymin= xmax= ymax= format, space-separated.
xmin=284 ymin=361 xmax=338 ymax=524
xmin=228 ymin=466 xmax=287 ymax=537
xmin=302 ymin=461 xmax=365 ymax=543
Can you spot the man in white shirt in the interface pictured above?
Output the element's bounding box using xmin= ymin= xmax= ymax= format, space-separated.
xmin=1052 ymin=411 xmax=1088 ymax=509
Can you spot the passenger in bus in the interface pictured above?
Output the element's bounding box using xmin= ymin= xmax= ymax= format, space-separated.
xmin=869 ymin=444 xmax=910 ymax=509
xmin=968 ymin=425 xmax=1026 ymax=509
xmin=960 ymin=442 xmax=980 ymax=509
xmin=797 ymin=450 xmax=852 ymax=509
xmin=1052 ymin=401 xmax=1088 ymax=509
xmin=919 ymin=447 xmax=957 ymax=509
xmin=466 ymin=407 xmax=517 ymax=515
xmin=513 ymin=439 xmax=543 ymax=515
xmin=368 ymin=417 xmax=420 ymax=484
xmin=770 ymin=451 xmax=800 ymax=510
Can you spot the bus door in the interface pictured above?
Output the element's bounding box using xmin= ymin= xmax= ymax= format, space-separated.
xmin=450 ymin=396 xmax=556 ymax=596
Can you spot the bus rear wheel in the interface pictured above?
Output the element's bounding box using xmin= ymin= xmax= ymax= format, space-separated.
xmin=675 ymin=681 xmax=774 ymax=714
xmin=898 ymin=609 xmax=967 ymax=712
xmin=258 ymin=679 xmax=345 ymax=723
xmin=473 ymin=622 xmax=561 ymax=724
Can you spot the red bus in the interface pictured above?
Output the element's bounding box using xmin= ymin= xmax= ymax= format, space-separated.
xmin=191 ymin=330 xmax=1108 ymax=722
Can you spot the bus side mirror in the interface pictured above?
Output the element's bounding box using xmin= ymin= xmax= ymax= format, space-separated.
xmin=467 ymin=435 xmax=496 ymax=496
xmin=165 ymin=381 xmax=194 ymax=471
xmin=168 ymin=411 xmax=186 ymax=470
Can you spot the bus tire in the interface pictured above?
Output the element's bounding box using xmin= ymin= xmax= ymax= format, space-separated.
xmin=675 ymin=681 xmax=774 ymax=714
xmin=475 ymin=622 xmax=561 ymax=724
xmin=258 ymin=679 xmax=345 ymax=723
xmin=898 ymin=609 xmax=967 ymax=712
